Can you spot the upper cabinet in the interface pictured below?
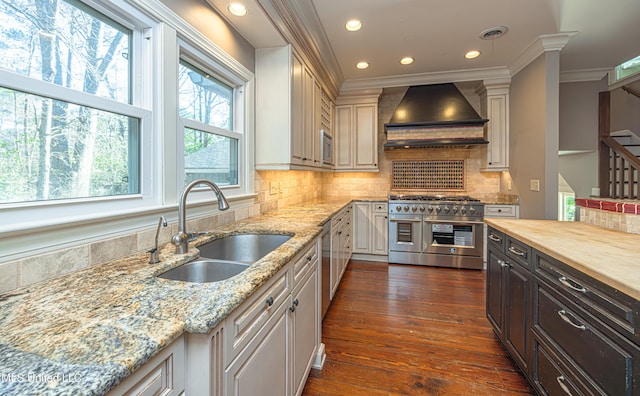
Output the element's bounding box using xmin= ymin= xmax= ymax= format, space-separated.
xmin=478 ymin=80 xmax=510 ymax=172
xmin=256 ymin=45 xmax=333 ymax=170
xmin=334 ymin=91 xmax=381 ymax=171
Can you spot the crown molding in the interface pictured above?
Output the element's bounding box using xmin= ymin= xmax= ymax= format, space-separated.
xmin=559 ymin=68 xmax=609 ymax=83
xmin=339 ymin=67 xmax=511 ymax=94
xmin=508 ymin=32 xmax=576 ymax=76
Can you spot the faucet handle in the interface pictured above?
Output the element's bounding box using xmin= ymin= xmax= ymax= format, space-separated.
xmin=149 ymin=216 xmax=168 ymax=264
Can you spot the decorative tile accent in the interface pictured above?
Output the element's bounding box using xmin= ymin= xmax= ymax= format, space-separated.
xmin=392 ymin=160 xmax=465 ymax=190
xmin=576 ymin=198 xmax=640 ymax=215
xmin=578 ymin=198 xmax=640 ymax=235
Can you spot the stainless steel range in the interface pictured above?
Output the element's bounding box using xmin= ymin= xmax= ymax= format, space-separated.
xmin=388 ymin=194 xmax=484 ymax=270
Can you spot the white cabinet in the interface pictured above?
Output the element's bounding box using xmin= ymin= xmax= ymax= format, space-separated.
xmin=352 ymin=202 xmax=388 ymax=259
xmin=107 ymin=336 xmax=185 ymax=396
xmin=330 ymin=205 xmax=352 ymax=298
xmin=256 ymin=45 xmax=330 ymax=170
xmin=478 ymin=80 xmax=510 ymax=171
xmin=291 ymin=265 xmax=318 ymax=396
xmin=334 ymin=92 xmax=381 ymax=171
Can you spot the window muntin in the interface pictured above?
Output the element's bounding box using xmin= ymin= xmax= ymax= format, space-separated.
xmin=179 ymin=59 xmax=240 ymax=187
xmin=0 ymin=0 xmax=142 ymax=205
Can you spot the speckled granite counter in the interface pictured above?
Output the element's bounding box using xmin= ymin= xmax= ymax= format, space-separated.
xmin=485 ymin=218 xmax=640 ymax=301
xmin=0 ymin=198 xmax=360 ymax=395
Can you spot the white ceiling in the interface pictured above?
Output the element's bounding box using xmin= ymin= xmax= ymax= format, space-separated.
xmin=208 ymin=0 xmax=640 ymax=88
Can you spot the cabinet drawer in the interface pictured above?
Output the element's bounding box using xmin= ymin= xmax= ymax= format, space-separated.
xmin=534 ymin=250 xmax=640 ymax=344
xmin=485 ymin=205 xmax=517 ymax=218
xmin=373 ymin=202 xmax=388 ymax=213
xmin=225 ymin=265 xmax=291 ymax=362
xmin=293 ymin=242 xmax=318 ymax=286
xmin=535 ymin=284 xmax=639 ymax=395
xmin=486 ymin=226 xmax=505 ymax=251
xmin=505 ymin=236 xmax=531 ymax=269
xmin=533 ymin=336 xmax=586 ymax=396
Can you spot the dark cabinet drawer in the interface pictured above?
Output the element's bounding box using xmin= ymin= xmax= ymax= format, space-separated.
xmin=486 ymin=226 xmax=505 ymax=251
xmin=534 ymin=250 xmax=640 ymax=344
xmin=534 ymin=339 xmax=584 ymax=396
xmin=535 ymin=284 xmax=639 ymax=395
xmin=505 ymin=236 xmax=531 ymax=269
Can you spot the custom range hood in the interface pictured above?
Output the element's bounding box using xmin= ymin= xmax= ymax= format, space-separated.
xmin=384 ymin=83 xmax=489 ymax=148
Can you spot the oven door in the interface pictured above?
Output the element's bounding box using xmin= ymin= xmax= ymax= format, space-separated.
xmin=388 ymin=214 xmax=422 ymax=253
xmin=423 ymin=220 xmax=483 ymax=257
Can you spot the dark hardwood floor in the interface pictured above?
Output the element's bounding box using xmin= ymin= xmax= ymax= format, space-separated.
xmin=302 ymin=260 xmax=534 ymax=395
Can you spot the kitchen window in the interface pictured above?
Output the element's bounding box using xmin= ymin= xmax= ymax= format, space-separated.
xmin=0 ymin=0 xmax=143 ymax=205
xmin=178 ymin=59 xmax=240 ymax=188
xmin=0 ymin=0 xmax=254 ymax=261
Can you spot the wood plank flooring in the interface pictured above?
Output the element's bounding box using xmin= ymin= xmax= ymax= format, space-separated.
xmin=302 ymin=260 xmax=534 ymax=395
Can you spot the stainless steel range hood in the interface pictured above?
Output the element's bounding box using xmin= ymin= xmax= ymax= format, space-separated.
xmin=384 ymin=83 xmax=489 ymax=148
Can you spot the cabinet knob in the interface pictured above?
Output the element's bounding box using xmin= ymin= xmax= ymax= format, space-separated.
xmin=306 ymin=255 xmax=312 ymax=261
xmin=265 ymin=296 xmax=274 ymax=307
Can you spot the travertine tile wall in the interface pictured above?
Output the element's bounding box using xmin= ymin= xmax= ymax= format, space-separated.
xmin=579 ymin=207 xmax=640 ymax=234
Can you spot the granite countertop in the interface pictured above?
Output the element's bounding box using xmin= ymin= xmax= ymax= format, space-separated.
xmin=0 ymin=198 xmax=355 ymax=395
xmin=485 ymin=218 xmax=640 ymax=301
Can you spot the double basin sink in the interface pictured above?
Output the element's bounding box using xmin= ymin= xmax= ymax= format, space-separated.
xmin=158 ymin=233 xmax=291 ymax=283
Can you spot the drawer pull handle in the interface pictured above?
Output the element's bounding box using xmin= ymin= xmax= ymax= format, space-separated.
xmin=265 ymin=296 xmax=274 ymax=307
xmin=498 ymin=259 xmax=509 ymax=268
xmin=306 ymin=255 xmax=312 ymax=261
xmin=289 ymin=299 xmax=299 ymax=313
xmin=556 ymin=375 xmax=573 ymax=395
xmin=488 ymin=234 xmax=502 ymax=243
xmin=558 ymin=310 xmax=586 ymax=331
xmin=508 ymin=246 xmax=526 ymax=257
xmin=558 ymin=276 xmax=587 ymax=294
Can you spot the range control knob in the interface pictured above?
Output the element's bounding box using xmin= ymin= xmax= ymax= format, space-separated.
xmin=396 ymin=206 xmax=402 ymax=212
xmin=435 ymin=206 xmax=442 ymax=213
xmin=452 ymin=207 xmax=458 ymax=214
xmin=419 ymin=206 xmax=426 ymax=212
xmin=444 ymin=206 xmax=450 ymax=214
xmin=411 ymin=206 xmax=417 ymax=212
xmin=428 ymin=206 xmax=434 ymax=213
xmin=461 ymin=207 xmax=467 ymax=215
xmin=404 ymin=206 xmax=410 ymax=212
xmin=469 ymin=207 xmax=476 ymax=215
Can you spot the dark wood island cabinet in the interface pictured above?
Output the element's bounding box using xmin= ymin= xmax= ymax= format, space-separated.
xmin=485 ymin=221 xmax=640 ymax=395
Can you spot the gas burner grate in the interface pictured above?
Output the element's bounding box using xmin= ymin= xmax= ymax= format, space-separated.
xmin=392 ymin=160 xmax=465 ymax=191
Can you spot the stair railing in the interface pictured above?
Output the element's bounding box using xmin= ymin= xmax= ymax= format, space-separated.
xmin=600 ymin=136 xmax=640 ymax=199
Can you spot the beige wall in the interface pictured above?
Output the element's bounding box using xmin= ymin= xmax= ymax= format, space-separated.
xmin=509 ymin=53 xmax=560 ymax=219
xmin=559 ymin=78 xmax=607 ymax=151
xmin=611 ymin=79 xmax=640 ymax=134
xmin=160 ymin=0 xmax=255 ymax=72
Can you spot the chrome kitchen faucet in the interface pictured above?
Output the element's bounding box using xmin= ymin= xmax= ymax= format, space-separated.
xmin=172 ymin=179 xmax=230 ymax=254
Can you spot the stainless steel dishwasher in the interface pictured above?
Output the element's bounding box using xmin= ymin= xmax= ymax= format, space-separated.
xmin=320 ymin=221 xmax=331 ymax=319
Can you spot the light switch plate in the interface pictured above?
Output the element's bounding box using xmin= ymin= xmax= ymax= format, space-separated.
xmin=530 ymin=179 xmax=540 ymax=191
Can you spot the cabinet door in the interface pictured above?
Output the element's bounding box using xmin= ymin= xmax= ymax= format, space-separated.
xmin=334 ymin=106 xmax=353 ymax=169
xmin=225 ymin=301 xmax=289 ymax=396
xmin=372 ymin=212 xmax=388 ymax=255
xmin=352 ymin=202 xmax=372 ymax=254
xmin=292 ymin=270 xmax=319 ymax=396
xmin=354 ymin=104 xmax=377 ymax=169
xmin=505 ymin=261 xmax=530 ymax=372
xmin=330 ymin=226 xmax=341 ymax=298
xmin=291 ymin=53 xmax=304 ymax=165
xmin=486 ymin=247 xmax=505 ymax=338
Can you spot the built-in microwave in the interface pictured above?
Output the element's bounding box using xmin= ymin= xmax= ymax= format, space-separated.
xmin=322 ymin=130 xmax=333 ymax=165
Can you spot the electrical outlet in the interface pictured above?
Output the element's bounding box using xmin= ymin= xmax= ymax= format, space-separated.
xmin=507 ymin=180 xmax=512 ymax=190
xmin=278 ymin=181 xmax=283 ymax=194
xmin=530 ymin=179 xmax=540 ymax=191
xmin=269 ymin=181 xmax=278 ymax=195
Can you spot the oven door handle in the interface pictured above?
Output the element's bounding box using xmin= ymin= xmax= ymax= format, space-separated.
xmin=389 ymin=215 xmax=422 ymax=222
xmin=423 ymin=219 xmax=484 ymax=225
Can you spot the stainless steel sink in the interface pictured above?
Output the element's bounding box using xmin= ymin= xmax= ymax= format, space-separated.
xmin=197 ymin=233 xmax=292 ymax=263
xmin=158 ymin=259 xmax=250 ymax=283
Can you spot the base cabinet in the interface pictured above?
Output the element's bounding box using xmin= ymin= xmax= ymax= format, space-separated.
xmin=352 ymin=202 xmax=388 ymax=258
xmin=486 ymin=225 xmax=640 ymax=396
xmin=330 ymin=205 xmax=352 ymax=298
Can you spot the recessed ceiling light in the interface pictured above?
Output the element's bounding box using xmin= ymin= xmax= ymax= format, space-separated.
xmin=465 ymin=50 xmax=481 ymax=59
xmin=356 ymin=61 xmax=369 ymax=70
xmin=228 ymin=3 xmax=248 ymax=16
xmin=400 ymin=57 xmax=414 ymax=65
xmin=345 ymin=19 xmax=362 ymax=32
